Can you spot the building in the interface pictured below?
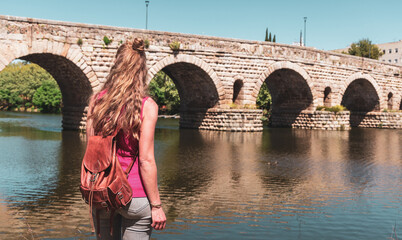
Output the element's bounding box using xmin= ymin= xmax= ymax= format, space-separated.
xmin=333 ymin=40 xmax=402 ymax=65
xmin=377 ymin=40 xmax=402 ymax=64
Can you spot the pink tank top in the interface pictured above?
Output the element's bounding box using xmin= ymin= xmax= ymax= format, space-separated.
xmin=116 ymin=97 xmax=149 ymax=198
xmin=96 ymin=90 xmax=148 ymax=198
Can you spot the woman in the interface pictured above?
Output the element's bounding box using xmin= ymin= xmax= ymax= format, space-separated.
xmin=86 ymin=38 xmax=166 ymax=239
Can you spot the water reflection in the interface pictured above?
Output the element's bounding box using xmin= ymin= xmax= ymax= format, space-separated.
xmin=0 ymin=112 xmax=401 ymax=240
xmin=154 ymin=127 xmax=401 ymax=239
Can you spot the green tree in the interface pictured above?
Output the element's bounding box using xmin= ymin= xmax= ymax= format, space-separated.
xmin=148 ymin=71 xmax=180 ymax=114
xmin=268 ymin=32 xmax=272 ymax=42
xmin=256 ymin=82 xmax=272 ymax=123
xmin=256 ymin=82 xmax=272 ymax=111
xmin=0 ymin=89 xmax=22 ymax=109
xmin=265 ymin=28 xmax=269 ymax=41
xmin=0 ymin=62 xmax=52 ymax=101
xmin=32 ymin=80 xmax=62 ymax=113
xmin=348 ymin=38 xmax=383 ymax=60
xmin=273 ymin=35 xmax=276 ymax=43
xmin=0 ymin=61 xmax=59 ymax=111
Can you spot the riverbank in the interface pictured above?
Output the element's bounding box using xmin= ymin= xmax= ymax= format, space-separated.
xmin=1 ymin=107 xmax=40 ymax=113
xmin=158 ymin=114 xmax=180 ymax=119
xmin=3 ymin=109 xmax=180 ymax=117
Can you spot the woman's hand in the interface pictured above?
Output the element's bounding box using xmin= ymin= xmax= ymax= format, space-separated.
xmin=151 ymin=207 xmax=166 ymax=230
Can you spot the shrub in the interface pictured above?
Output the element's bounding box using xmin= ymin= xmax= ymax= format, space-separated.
xmin=103 ymin=36 xmax=112 ymax=46
xmin=77 ymin=38 xmax=83 ymax=46
xmin=316 ymin=105 xmax=347 ymax=113
xmin=169 ymin=41 xmax=180 ymax=51
xmin=144 ymin=39 xmax=150 ymax=49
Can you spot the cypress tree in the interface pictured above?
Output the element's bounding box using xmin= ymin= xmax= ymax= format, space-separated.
xmin=268 ymin=33 xmax=272 ymax=42
xmin=265 ymin=28 xmax=269 ymax=41
xmin=273 ymin=35 xmax=276 ymax=43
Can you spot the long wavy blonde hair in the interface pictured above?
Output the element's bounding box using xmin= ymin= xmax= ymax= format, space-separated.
xmin=87 ymin=38 xmax=147 ymax=139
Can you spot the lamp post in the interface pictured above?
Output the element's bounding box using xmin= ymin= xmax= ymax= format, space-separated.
xmin=145 ymin=1 xmax=150 ymax=30
xmin=303 ymin=17 xmax=307 ymax=47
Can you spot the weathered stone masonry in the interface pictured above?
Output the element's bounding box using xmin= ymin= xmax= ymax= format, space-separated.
xmin=0 ymin=15 xmax=401 ymax=131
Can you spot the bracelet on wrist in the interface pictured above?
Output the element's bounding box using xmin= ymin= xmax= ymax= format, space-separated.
xmin=150 ymin=203 xmax=162 ymax=209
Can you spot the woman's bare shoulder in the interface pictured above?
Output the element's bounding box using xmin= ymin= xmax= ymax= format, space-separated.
xmin=143 ymin=97 xmax=158 ymax=119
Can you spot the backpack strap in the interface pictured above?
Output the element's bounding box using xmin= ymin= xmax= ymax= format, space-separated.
xmin=123 ymin=150 xmax=138 ymax=178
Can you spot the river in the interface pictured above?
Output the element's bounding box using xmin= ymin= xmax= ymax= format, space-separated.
xmin=0 ymin=111 xmax=401 ymax=239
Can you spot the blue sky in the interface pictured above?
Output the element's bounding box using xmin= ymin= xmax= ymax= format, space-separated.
xmin=1 ymin=0 xmax=401 ymax=50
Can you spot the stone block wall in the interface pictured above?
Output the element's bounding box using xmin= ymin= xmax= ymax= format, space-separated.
xmin=180 ymin=109 xmax=263 ymax=132
xmin=62 ymin=106 xmax=87 ymax=131
xmin=270 ymin=110 xmax=351 ymax=130
xmin=351 ymin=112 xmax=402 ymax=129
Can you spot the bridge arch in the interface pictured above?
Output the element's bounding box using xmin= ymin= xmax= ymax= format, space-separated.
xmin=339 ymin=73 xmax=384 ymax=111
xmin=387 ymin=92 xmax=394 ymax=110
xmin=253 ymin=61 xmax=316 ymax=104
xmin=384 ymin=90 xmax=401 ymax=111
xmin=396 ymin=91 xmax=402 ymax=110
xmin=0 ymin=42 xmax=98 ymax=130
xmin=147 ymin=54 xmax=224 ymax=110
xmin=323 ymin=87 xmax=332 ymax=107
xmin=232 ymin=75 xmax=245 ymax=105
xmin=254 ymin=61 xmax=314 ymax=110
xmin=400 ymin=94 xmax=402 ymax=110
xmin=340 ymin=74 xmax=383 ymax=127
xmin=253 ymin=61 xmax=314 ymax=127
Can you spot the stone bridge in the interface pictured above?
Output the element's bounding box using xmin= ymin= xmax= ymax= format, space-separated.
xmin=1 ymin=15 xmax=401 ymax=131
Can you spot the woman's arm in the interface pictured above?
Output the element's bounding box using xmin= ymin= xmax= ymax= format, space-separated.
xmin=138 ymin=98 xmax=166 ymax=230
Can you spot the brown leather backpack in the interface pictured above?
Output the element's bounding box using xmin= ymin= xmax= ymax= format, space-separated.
xmin=80 ymin=129 xmax=136 ymax=236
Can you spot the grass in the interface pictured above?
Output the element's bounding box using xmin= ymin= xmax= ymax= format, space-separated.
xmin=229 ymin=103 xmax=257 ymax=109
xmin=316 ymin=105 xmax=347 ymax=113
xmin=169 ymin=41 xmax=180 ymax=51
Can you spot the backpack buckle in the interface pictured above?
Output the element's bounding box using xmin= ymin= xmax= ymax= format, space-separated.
xmin=117 ymin=192 xmax=124 ymax=200
xmin=90 ymin=173 xmax=99 ymax=182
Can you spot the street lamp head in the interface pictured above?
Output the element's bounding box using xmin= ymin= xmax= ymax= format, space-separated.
xmin=145 ymin=0 xmax=150 ymax=30
xmin=304 ymin=17 xmax=307 ymax=21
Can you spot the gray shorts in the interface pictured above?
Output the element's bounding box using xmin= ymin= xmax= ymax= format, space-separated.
xmin=93 ymin=197 xmax=152 ymax=240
